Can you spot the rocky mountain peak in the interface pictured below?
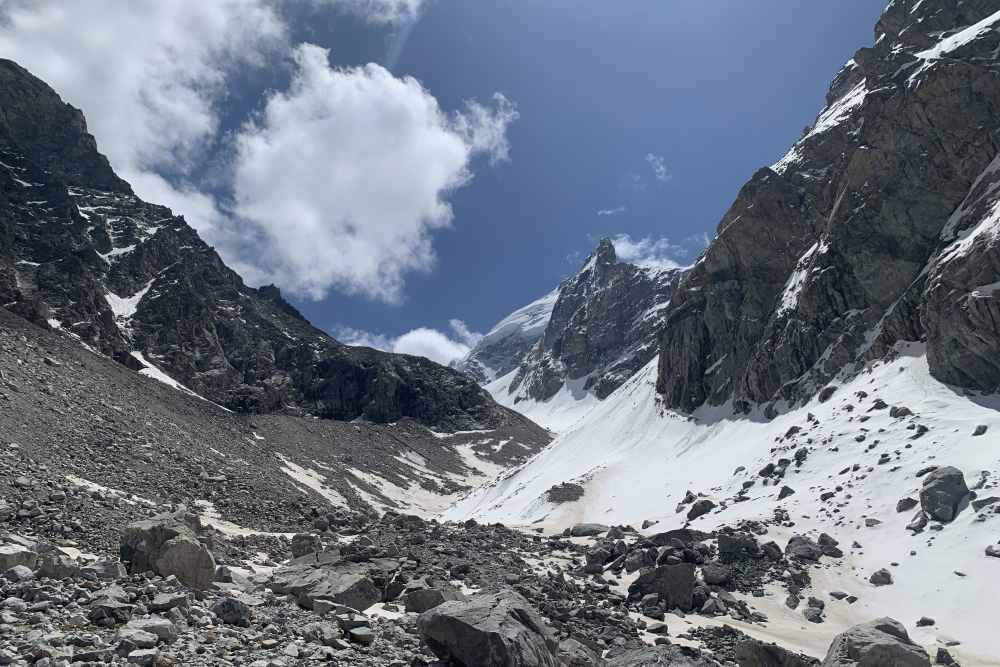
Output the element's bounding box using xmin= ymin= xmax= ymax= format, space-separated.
xmin=0 ymin=60 xmax=509 ymax=431
xmin=583 ymin=237 xmax=617 ymax=271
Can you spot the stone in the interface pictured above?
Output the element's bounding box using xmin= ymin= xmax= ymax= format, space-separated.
xmin=820 ymin=617 xmax=929 ymax=667
xmin=915 ymin=617 xmax=935 ymax=627
xmin=785 ymin=536 xmax=824 ymax=561
xmin=116 ymin=627 xmax=159 ymax=650
xmin=2 ymin=565 xmax=33 ymax=582
xmin=290 ymin=533 xmax=321 ymax=559
xmin=302 ymin=622 xmax=342 ymax=647
xmin=209 ymin=597 xmax=252 ymax=626
xmin=896 ymin=498 xmax=918 ymax=513
xmin=735 ymin=638 xmax=812 ymax=667
xmin=349 ymin=626 xmax=375 ymax=645
xmin=558 ymin=639 xmax=603 ymax=667
xmin=81 ymin=559 xmax=128 ymax=580
xmin=869 ymin=569 xmax=893 ymax=586
xmin=89 ymin=600 xmax=134 ymax=626
xmin=0 ymin=544 xmax=36 ymax=571
xmin=701 ymin=561 xmax=731 ymax=585
xmin=687 ymin=499 xmax=716 ymax=521
xmin=628 ymin=563 xmax=696 ymax=611
xmin=417 ymin=590 xmax=559 ymax=667
xmin=802 ymin=607 xmax=823 ymax=624
xmin=606 ymin=645 xmax=720 ymax=666
xmin=403 ymin=587 xmax=468 ymax=614
xmin=919 ymin=467 xmax=969 ymax=522
xmin=150 ymin=593 xmax=189 ymax=612
xmin=126 ymin=617 xmax=178 ymax=644
xmin=35 ymin=552 xmax=80 ymax=579
xmin=717 ymin=531 xmax=759 ymax=554
xmin=778 ymin=486 xmax=795 ymax=500
xmin=120 ymin=510 xmax=216 ymax=590
xmin=571 ymin=523 xmax=610 ymax=537
xmin=269 ymin=563 xmax=381 ymax=612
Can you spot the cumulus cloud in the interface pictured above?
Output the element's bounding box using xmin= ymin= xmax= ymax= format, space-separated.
xmin=0 ymin=1 xmax=517 ymax=305
xmin=645 ymin=153 xmax=672 ymax=183
xmin=230 ymin=45 xmax=518 ymax=301
xmin=596 ymin=206 xmax=626 ymax=216
xmin=337 ymin=319 xmax=482 ymax=365
xmin=611 ymin=234 xmax=685 ymax=269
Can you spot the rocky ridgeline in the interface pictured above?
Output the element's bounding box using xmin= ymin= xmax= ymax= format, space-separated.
xmin=507 ymin=239 xmax=686 ymax=402
xmin=657 ymin=0 xmax=1000 ymax=413
xmin=0 ymin=58 xmax=508 ymax=432
xmin=0 ymin=508 xmax=946 ymax=667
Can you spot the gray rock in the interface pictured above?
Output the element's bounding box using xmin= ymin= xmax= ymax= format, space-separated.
xmin=735 ymin=638 xmax=812 ymax=667
xmin=125 ymin=617 xmax=178 ymax=644
xmin=116 ymin=627 xmax=158 ymax=650
xmin=820 ymin=617 xmax=929 ymax=667
xmin=417 ymin=590 xmax=559 ymax=667
xmin=687 ymin=499 xmax=716 ymax=521
xmin=628 ymin=563 xmax=696 ymax=611
xmin=35 ymin=552 xmax=79 ymax=579
xmin=919 ymin=467 xmax=969 ymax=522
xmin=785 ymin=536 xmax=824 ymax=561
xmin=701 ymin=561 xmax=731 ymax=585
xmin=403 ymin=587 xmax=468 ymax=614
xmin=557 ymin=639 xmax=603 ymax=667
xmin=907 ymin=511 xmax=928 ymax=533
xmin=571 ymin=523 xmax=610 ymax=537
xmin=269 ymin=563 xmax=381 ymax=612
xmin=606 ymin=645 xmax=720 ymax=666
xmin=896 ymin=498 xmax=918 ymax=513
xmin=0 ymin=544 xmax=36 ymax=572
xmin=81 ymin=559 xmax=127 ymax=580
xmin=802 ymin=607 xmax=823 ymax=624
xmin=120 ymin=510 xmax=216 ymax=590
xmin=718 ymin=531 xmax=759 ymax=555
xmin=2 ymin=565 xmax=34 ymax=582
xmin=302 ymin=622 xmax=342 ymax=647
xmin=210 ymin=597 xmax=252 ymax=626
xmin=290 ymin=533 xmax=321 ymax=559
xmin=869 ymin=569 xmax=893 ymax=586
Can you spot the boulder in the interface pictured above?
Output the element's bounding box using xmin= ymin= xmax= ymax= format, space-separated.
xmin=919 ymin=467 xmax=968 ymax=522
xmin=820 ymin=617 xmax=929 ymax=667
xmin=82 ymin=559 xmax=128 ymax=580
xmin=209 ymin=597 xmax=251 ymax=627
xmin=417 ymin=589 xmax=559 ymax=667
xmin=557 ymin=639 xmax=603 ymax=667
xmin=122 ymin=617 xmax=178 ymax=644
xmin=403 ymin=587 xmax=468 ymax=614
xmin=785 ymin=536 xmax=824 ymax=561
xmin=701 ymin=561 xmax=731 ymax=585
xmin=717 ymin=531 xmax=759 ymax=554
xmin=269 ymin=563 xmax=381 ymax=612
xmin=35 ymin=552 xmax=80 ymax=579
xmin=571 ymin=523 xmax=610 ymax=537
xmin=869 ymin=569 xmax=893 ymax=586
xmin=686 ymin=499 xmax=716 ymax=521
xmin=290 ymin=533 xmax=322 ymax=559
xmin=606 ymin=645 xmax=720 ymax=666
xmin=120 ymin=510 xmax=216 ymax=590
xmin=628 ymin=563 xmax=695 ymax=611
xmin=735 ymin=638 xmax=812 ymax=667
xmin=0 ymin=544 xmax=36 ymax=572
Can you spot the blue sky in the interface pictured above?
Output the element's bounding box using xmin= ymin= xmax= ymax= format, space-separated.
xmin=0 ymin=0 xmax=886 ymax=363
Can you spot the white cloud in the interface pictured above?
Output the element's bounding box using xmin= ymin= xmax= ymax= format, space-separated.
xmin=337 ymin=319 xmax=482 ymax=365
xmin=0 ymin=2 xmax=517 ymax=305
xmin=612 ymin=234 xmax=685 ymax=269
xmin=645 ymin=153 xmax=672 ymax=183
xmin=596 ymin=206 xmax=627 ymax=216
xmin=229 ymin=44 xmax=518 ymax=302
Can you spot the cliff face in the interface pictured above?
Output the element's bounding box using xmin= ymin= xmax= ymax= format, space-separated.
xmin=509 ymin=239 xmax=686 ymax=402
xmin=0 ymin=59 xmax=508 ymax=431
xmin=657 ymin=0 xmax=1000 ymax=413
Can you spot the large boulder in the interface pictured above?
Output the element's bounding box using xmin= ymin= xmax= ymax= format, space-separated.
xmin=919 ymin=467 xmax=968 ymax=522
xmin=416 ymin=589 xmax=559 ymax=667
xmin=606 ymin=645 xmax=720 ymax=666
xmin=403 ymin=587 xmax=468 ymax=614
xmin=736 ymin=639 xmax=812 ymax=667
xmin=120 ymin=510 xmax=216 ymax=590
xmin=628 ymin=563 xmax=695 ymax=611
xmin=571 ymin=523 xmax=610 ymax=537
xmin=785 ymin=536 xmax=824 ymax=561
xmin=821 ymin=617 xmax=930 ymax=667
xmin=0 ymin=544 xmax=36 ymax=572
xmin=269 ymin=563 xmax=381 ymax=612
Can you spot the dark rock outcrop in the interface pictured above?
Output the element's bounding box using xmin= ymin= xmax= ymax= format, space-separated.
xmin=735 ymin=639 xmax=812 ymax=667
xmin=628 ymin=563 xmax=696 ymax=611
xmin=505 ymin=239 xmax=686 ymax=401
xmin=657 ymin=1 xmax=1000 ymax=413
xmin=0 ymin=58 xmax=510 ymax=431
xmin=416 ymin=589 xmax=559 ymax=667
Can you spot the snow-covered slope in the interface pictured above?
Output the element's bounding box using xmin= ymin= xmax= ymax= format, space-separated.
xmin=451 ymin=288 xmax=559 ymax=384
xmin=443 ymin=345 xmax=1000 ymax=662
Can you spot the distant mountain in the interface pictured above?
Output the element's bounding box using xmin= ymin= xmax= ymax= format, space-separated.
xmin=657 ymin=0 xmax=1000 ymax=413
xmin=454 ymin=238 xmax=686 ymax=429
xmin=0 ymin=59 xmax=510 ymax=431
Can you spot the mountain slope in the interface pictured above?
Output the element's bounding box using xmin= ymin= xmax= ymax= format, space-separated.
xmin=0 ymin=58 xmax=509 ymax=431
xmin=656 ymin=0 xmax=1000 ymax=414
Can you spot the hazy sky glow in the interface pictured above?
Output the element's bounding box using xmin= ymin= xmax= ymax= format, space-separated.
xmin=0 ymin=0 xmax=887 ymax=364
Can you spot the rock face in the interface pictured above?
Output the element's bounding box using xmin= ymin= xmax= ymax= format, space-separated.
xmin=416 ymin=589 xmax=559 ymax=667
xmin=821 ymin=617 xmax=929 ymax=667
xmin=0 ymin=59 xmax=507 ymax=432
xmin=119 ymin=510 xmax=215 ymax=590
xmin=657 ymin=0 xmax=1000 ymax=413
xmin=919 ymin=466 xmax=969 ymax=522
xmin=627 ymin=563 xmax=696 ymax=611
xmin=456 ymin=239 xmax=686 ymax=404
